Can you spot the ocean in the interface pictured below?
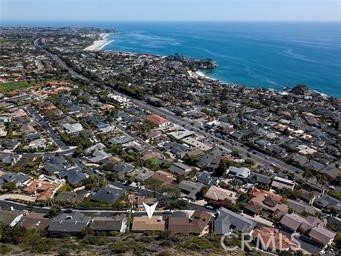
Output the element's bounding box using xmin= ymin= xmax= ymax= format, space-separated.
xmin=102 ymin=22 xmax=341 ymax=97
xmin=3 ymin=21 xmax=341 ymax=97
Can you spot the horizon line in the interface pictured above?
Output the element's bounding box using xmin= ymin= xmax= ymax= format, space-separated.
xmin=2 ymin=20 xmax=341 ymax=23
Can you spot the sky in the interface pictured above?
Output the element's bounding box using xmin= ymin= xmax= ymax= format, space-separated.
xmin=1 ymin=0 xmax=341 ymax=22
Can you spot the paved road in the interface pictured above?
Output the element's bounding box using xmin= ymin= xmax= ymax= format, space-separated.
xmin=34 ymin=38 xmax=90 ymax=82
xmin=110 ymin=181 xmax=216 ymax=214
xmin=26 ymin=106 xmax=69 ymax=150
xmin=0 ymin=199 xmax=50 ymax=214
xmin=34 ymin=39 xmax=305 ymax=180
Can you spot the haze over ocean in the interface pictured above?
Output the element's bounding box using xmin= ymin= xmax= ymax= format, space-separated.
xmin=3 ymin=21 xmax=340 ymax=97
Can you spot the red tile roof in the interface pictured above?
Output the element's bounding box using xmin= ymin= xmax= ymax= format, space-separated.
xmin=253 ymin=227 xmax=298 ymax=251
xmin=146 ymin=114 xmax=168 ymax=126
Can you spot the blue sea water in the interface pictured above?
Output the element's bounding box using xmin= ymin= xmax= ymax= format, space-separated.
xmin=2 ymin=21 xmax=341 ymax=97
xmin=102 ymin=22 xmax=341 ymax=97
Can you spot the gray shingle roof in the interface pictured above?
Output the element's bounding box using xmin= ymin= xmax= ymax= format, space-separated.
xmin=90 ymin=215 xmax=126 ymax=232
xmin=214 ymin=207 xmax=255 ymax=234
xmin=58 ymin=168 xmax=87 ymax=185
xmin=1 ymin=172 xmax=31 ymax=186
xmin=169 ymin=162 xmax=191 ymax=176
xmin=113 ymin=162 xmax=134 ymax=174
xmin=48 ymin=212 xmax=91 ymax=234
xmin=90 ymin=185 xmax=124 ymax=204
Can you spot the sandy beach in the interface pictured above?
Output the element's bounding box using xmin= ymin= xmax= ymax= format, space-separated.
xmin=84 ymin=33 xmax=111 ymax=51
xmin=195 ymin=71 xmax=217 ymax=81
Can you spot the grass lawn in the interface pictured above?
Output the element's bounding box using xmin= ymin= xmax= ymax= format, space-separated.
xmin=0 ymin=81 xmax=32 ymax=93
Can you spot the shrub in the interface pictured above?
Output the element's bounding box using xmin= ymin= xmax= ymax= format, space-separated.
xmin=0 ymin=245 xmax=11 ymax=255
xmin=182 ymin=237 xmax=215 ymax=251
xmin=111 ymin=242 xmax=130 ymax=254
xmin=1 ymin=182 xmax=16 ymax=192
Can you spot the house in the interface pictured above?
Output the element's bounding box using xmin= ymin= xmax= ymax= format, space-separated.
xmin=109 ymin=134 xmax=133 ymax=145
xmin=108 ymin=94 xmax=131 ymax=106
xmin=0 ymin=209 xmax=23 ymax=226
xmin=28 ymin=138 xmax=47 ymax=150
xmin=97 ymin=122 xmax=114 ymax=133
xmin=55 ymin=191 xmax=88 ymax=204
xmin=178 ymin=180 xmax=204 ymax=200
xmin=0 ymin=138 xmax=21 ymax=152
xmin=88 ymin=150 xmax=111 ymax=164
xmin=248 ymin=188 xmax=288 ymax=217
xmin=300 ymin=216 xmax=324 ymax=232
xmin=90 ymin=215 xmax=128 ymax=233
xmin=48 ymin=212 xmax=91 ymax=237
xmin=58 ymin=167 xmax=87 ymax=186
xmin=207 ymin=157 xmax=224 ymax=174
xmin=15 ymin=154 xmax=37 ymax=168
xmin=128 ymin=194 xmax=157 ymax=210
xmin=313 ymin=195 xmax=341 ymax=211
xmin=227 ymin=166 xmax=251 ymax=180
xmin=253 ymin=227 xmax=298 ymax=252
xmin=90 ymin=185 xmax=124 ymax=204
xmin=63 ymin=123 xmax=84 ymax=134
xmin=145 ymin=129 xmax=162 ymax=140
xmin=116 ymin=111 xmax=136 ymax=124
xmin=204 ymin=185 xmax=238 ymax=204
xmin=214 ymin=207 xmax=255 ymax=234
xmin=163 ymin=142 xmax=189 ymax=159
xmin=304 ymin=160 xmax=326 ymax=172
xmin=151 ymin=170 xmax=176 ymax=185
xmin=142 ymin=151 xmax=163 ymax=162
xmin=197 ymin=150 xmax=223 ymax=169
xmin=243 ymin=200 xmax=263 ymax=216
xmin=167 ymin=129 xmax=195 ymax=140
xmin=131 ymin=215 xmax=165 ymax=232
xmin=196 ymin=171 xmax=219 ymax=186
xmin=19 ymin=212 xmax=50 ymax=231
xmin=130 ymin=167 xmax=154 ymax=182
xmin=271 ymin=176 xmax=295 ymax=191
xmin=327 ymin=215 xmax=341 ymax=232
xmin=286 ymin=199 xmax=319 ymax=215
xmin=84 ymin=143 xmax=106 ymax=155
xmin=169 ymin=162 xmax=192 ymax=176
xmin=112 ymin=162 xmax=135 ymax=176
xmin=248 ymin=172 xmax=272 ymax=187
xmin=146 ymin=114 xmax=169 ymax=128
xmin=42 ymin=155 xmax=68 ymax=175
xmin=280 ymin=213 xmax=309 ymax=232
xmin=23 ymin=179 xmax=62 ymax=201
xmin=292 ymin=154 xmax=309 ymax=166
xmin=1 ymin=153 xmax=22 ymax=166
xmin=182 ymin=137 xmax=212 ymax=152
xmin=308 ymin=227 xmax=336 ymax=247
xmin=184 ymin=148 xmax=204 ymax=160
xmin=319 ymin=164 xmax=341 ymax=179
xmin=1 ymin=172 xmax=32 ymax=187
xmin=298 ymin=189 xmax=319 ymax=205
xmin=168 ymin=210 xmax=213 ymax=235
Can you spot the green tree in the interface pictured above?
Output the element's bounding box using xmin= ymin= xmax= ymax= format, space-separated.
xmin=2 ymin=182 xmax=16 ymax=192
xmin=82 ymin=175 xmax=107 ymax=190
xmin=144 ymin=158 xmax=160 ymax=171
xmin=48 ymin=204 xmax=61 ymax=218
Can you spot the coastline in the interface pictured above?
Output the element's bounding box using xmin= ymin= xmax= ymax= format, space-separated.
xmin=195 ymin=71 xmax=217 ymax=81
xmin=84 ymin=33 xmax=113 ymax=51
xmin=98 ymin=33 xmax=338 ymax=99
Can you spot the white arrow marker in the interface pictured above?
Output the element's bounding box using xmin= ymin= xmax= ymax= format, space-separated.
xmin=143 ymin=202 xmax=158 ymax=219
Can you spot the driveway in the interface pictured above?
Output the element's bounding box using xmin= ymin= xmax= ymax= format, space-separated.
xmin=0 ymin=193 xmax=36 ymax=202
